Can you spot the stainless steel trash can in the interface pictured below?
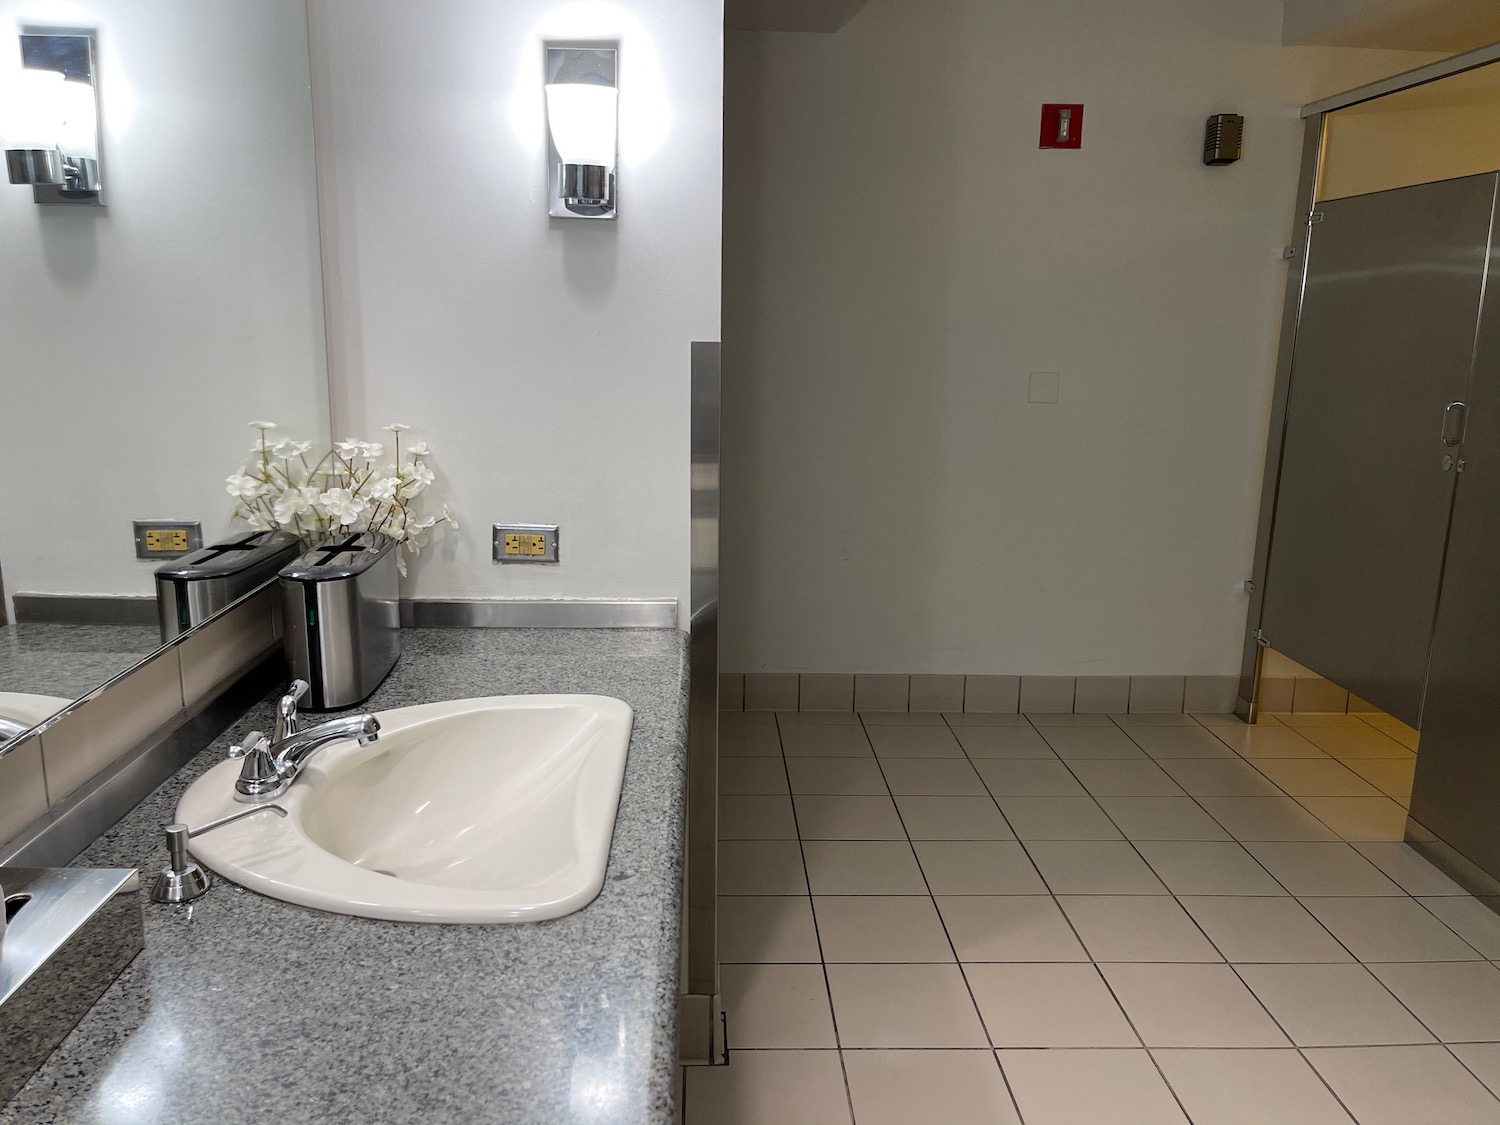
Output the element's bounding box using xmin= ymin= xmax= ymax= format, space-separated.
xmin=278 ymin=532 xmax=401 ymax=711
xmin=155 ymin=530 xmax=302 ymax=643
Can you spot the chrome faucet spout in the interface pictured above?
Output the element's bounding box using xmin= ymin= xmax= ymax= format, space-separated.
xmin=0 ymin=715 xmax=32 ymax=742
xmin=231 ymin=682 xmax=380 ymax=803
xmin=272 ymin=713 xmax=381 ymax=778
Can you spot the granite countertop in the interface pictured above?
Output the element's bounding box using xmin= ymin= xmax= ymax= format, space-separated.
xmin=0 ymin=628 xmax=690 ymax=1125
xmin=0 ymin=623 xmax=163 ymax=703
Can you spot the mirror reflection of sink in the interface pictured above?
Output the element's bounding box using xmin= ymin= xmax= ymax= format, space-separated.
xmin=177 ymin=695 xmax=634 ymax=923
xmin=0 ymin=693 xmax=74 ymax=740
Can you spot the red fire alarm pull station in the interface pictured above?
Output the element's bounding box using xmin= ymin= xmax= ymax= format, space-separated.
xmin=1039 ymin=103 xmax=1084 ymax=149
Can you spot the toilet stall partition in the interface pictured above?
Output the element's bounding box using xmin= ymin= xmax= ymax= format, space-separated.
xmin=1258 ymin=172 xmax=1499 ymax=730
xmin=1245 ymin=70 xmax=1500 ymax=887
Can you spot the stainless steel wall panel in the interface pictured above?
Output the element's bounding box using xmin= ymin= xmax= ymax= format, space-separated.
xmin=686 ymin=341 xmax=720 ymax=1002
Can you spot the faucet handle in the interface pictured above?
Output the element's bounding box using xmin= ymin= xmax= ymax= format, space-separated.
xmin=228 ymin=731 xmax=269 ymax=759
xmin=275 ymin=680 xmax=312 ymax=743
xmin=232 ymin=729 xmax=287 ymax=801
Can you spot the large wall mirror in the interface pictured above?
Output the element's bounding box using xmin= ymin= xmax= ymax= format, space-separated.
xmin=0 ymin=0 xmax=330 ymax=740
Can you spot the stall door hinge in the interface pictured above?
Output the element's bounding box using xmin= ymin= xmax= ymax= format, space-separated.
xmin=1307 ymin=210 xmax=1325 ymax=225
xmin=1254 ymin=628 xmax=1271 ymax=648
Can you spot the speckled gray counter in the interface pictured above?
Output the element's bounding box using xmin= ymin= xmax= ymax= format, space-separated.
xmin=0 ymin=624 xmax=162 ymax=704
xmin=0 ymin=628 xmax=689 ymax=1125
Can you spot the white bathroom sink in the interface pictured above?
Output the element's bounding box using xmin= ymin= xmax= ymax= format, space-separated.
xmin=0 ymin=692 xmax=74 ymax=733
xmin=176 ymin=694 xmax=634 ymax=923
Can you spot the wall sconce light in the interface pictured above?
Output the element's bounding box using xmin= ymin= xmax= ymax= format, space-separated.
xmin=545 ymin=46 xmax=617 ymax=219
xmin=1 ymin=32 xmax=104 ymax=205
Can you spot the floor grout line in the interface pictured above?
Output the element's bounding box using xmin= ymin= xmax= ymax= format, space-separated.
xmin=855 ymin=711 xmax=1030 ymax=1125
xmin=712 ymin=709 xmax=1499 ymax=1125
xmin=1013 ymin=718 xmax=1215 ymax=1122
xmin=771 ymin=709 xmax=859 ymax=1125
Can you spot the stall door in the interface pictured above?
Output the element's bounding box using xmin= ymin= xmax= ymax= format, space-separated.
xmin=1409 ymin=233 xmax=1500 ymax=879
xmin=1261 ymin=173 xmax=1498 ymax=727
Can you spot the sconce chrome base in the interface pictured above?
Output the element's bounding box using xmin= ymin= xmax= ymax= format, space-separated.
xmin=63 ymin=156 xmax=100 ymax=193
xmin=4 ymin=149 xmax=102 ymax=205
xmin=558 ymin=162 xmax=615 ymax=219
xmin=35 ymin=158 xmax=102 ymax=205
xmin=5 ymin=147 xmax=64 ymax=186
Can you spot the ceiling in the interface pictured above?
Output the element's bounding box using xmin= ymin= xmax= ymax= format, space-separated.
xmin=1282 ymin=0 xmax=1500 ymax=51
xmin=725 ymin=0 xmax=862 ymax=33
xmin=725 ymin=0 xmax=1498 ymax=48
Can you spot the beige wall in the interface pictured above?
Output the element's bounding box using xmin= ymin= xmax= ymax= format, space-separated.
xmin=1319 ymin=61 xmax=1500 ymax=200
xmin=721 ymin=0 xmax=1435 ymax=676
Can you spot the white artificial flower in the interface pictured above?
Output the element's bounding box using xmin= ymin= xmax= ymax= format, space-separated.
xmin=229 ymin=424 xmax=448 ymax=566
xmin=226 ymin=471 xmax=265 ymax=499
xmin=318 ymin=487 xmax=368 ymax=526
xmin=398 ymin=461 xmax=435 ymax=498
xmin=273 ymin=485 xmax=320 ymax=525
xmin=335 ymin=439 xmax=384 ymax=461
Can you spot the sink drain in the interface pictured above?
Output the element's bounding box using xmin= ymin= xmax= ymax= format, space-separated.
xmin=4 ymin=893 xmax=31 ymax=922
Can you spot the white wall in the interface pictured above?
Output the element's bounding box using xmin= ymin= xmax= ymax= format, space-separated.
xmin=721 ymin=0 xmax=1436 ymax=675
xmin=308 ymin=0 xmax=724 ymax=622
xmin=0 ymin=0 xmax=330 ymax=605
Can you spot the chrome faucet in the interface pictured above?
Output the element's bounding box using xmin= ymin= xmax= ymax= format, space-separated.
xmin=230 ymin=679 xmax=379 ymax=802
xmin=0 ymin=715 xmax=32 ymax=743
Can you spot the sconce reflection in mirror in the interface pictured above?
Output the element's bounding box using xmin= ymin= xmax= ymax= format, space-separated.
xmin=545 ymin=46 xmax=617 ymax=220
xmin=1 ymin=32 xmax=103 ymax=205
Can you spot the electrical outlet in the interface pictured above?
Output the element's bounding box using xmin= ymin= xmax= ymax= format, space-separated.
xmin=493 ymin=524 xmax=560 ymax=564
xmin=134 ymin=520 xmax=202 ymax=559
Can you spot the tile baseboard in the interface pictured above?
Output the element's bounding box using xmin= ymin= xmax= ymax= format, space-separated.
xmin=723 ymin=673 xmax=1241 ymax=715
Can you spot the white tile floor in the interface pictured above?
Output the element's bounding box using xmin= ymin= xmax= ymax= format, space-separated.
xmin=685 ymin=709 xmax=1500 ymax=1125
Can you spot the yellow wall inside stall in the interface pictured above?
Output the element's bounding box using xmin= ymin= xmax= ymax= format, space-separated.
xmin=1319 ymin=61 xmax=1500 ymax=200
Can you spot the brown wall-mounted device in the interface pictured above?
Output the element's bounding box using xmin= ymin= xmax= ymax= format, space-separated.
xmin=1204 ymin=114 xmax=1244 ymax=165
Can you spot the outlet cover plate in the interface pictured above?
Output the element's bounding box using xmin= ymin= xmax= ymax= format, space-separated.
xmin=494 ymin=524 xmax=561 ymax=564
xmin=133 ymin=520 xmax=203 ymax=559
